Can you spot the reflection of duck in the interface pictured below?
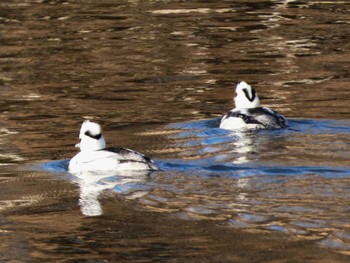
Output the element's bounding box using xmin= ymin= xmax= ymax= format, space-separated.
xmin=73 ymin=170 xmax=152 ymax=216
xmin=68 ymin=120 xmax=158 ymax=172
xmin=220 ymin=82 xmax=288 ymax=130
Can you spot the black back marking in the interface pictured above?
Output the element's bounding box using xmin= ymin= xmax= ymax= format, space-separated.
xmin=102 ymin=147 xmax=153 ymax=163
xmin=223 ymin=107 xmax=288 ymax=129
xmin=102 ymin=147 xmax=134 ymax=155
xmin=242 ymin=88 xmax=256 ymax=102
xmin=101 ymin=147 xmax=155 ymax=169
xmin=248 ymin=107 xmax=288 ymax=128
xmin=84 ymin=130 xmax=102 ymax=140
xmin=225 ymin=110 xmax=263 ymax=125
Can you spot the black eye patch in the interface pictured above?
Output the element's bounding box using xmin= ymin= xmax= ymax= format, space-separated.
xmin=242 ymin=88 xmax=256 ymax=102
xmin=84 ymin=131 xmax=102 ymax=140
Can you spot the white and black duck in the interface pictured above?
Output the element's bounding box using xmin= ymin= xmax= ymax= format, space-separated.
xmin=68 ymin=120 xmax=158 ymax=172
xmin=220 ymin=81 xmax=288 ymax=130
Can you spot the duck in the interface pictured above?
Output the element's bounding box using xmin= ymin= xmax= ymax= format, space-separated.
xmin=68 ymin=120 xmax=158 ymax=173
xmin=220 ymin=81 xmax=288 ymax=130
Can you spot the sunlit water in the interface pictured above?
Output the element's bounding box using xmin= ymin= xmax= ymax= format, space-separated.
xmin=42 ymin=118 xmax=350 ymax=253
xmin=0 ymin=0 xmax=350 ymax=261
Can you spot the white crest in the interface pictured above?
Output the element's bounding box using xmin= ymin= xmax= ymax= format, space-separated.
xmin=76 ymin=120 xmax=106 ymax=152
xmin=234 ymin=81 xmax=260 ymax=109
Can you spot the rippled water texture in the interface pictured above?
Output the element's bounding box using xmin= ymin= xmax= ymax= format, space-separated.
xmin=1 ymin=0 xmax=350 ymax=261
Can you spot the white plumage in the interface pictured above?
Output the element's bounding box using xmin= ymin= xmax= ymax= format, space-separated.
xmin=68 ymin=120 xmax=157 ymax=173
xmin=220 ymin=81 xmax=288 ymax=130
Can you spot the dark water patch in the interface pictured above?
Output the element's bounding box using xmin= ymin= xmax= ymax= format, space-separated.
xmin=290 ymin=119 xmax=350 ymax=134
xmin=158 ymin=159 xmax=350 ymax=178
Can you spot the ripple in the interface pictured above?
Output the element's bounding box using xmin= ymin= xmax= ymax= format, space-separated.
xmin=151 ymin=8 xmax=233 ymax=15
xmin=40 ymin=117 xmax=350 ymax=252
xmin=147 ymin=118 xmax=350 ymax=252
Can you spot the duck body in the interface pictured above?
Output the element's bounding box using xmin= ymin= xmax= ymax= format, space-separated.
xmin=69 ymin=147 xmax=157 ymax=172
xmin=219 ymin=81 xmax=288 ymax=130
xmin=68 ymin=121 xmax=157 ymax=173
xmin=220 ymin=107 xmax=288 ymax=130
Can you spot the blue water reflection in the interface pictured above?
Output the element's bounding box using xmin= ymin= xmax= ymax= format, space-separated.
xmin=42 ymin=117 xmax=350 ymax=251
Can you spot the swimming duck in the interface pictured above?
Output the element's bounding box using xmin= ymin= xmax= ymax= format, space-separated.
xmin=68 ymin=120 xmax=157 ymax=172
xmin=220 ymin=81 xmax=288 ymax=130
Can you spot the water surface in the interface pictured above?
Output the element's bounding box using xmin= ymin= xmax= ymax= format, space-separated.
xmin=0 ymin=0 xmax=350 ymax=261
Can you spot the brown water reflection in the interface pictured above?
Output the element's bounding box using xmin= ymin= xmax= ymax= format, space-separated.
xmin=1 ymin=0 xmax=350 ymax=261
